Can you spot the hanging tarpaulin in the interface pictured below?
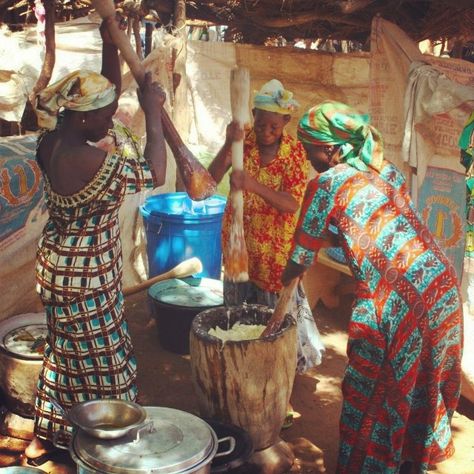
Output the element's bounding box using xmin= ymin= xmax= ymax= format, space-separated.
xmin=370 ymin=16 xmax=474 ymax=405
xmin=370 ymin=16 xmax=474 ymax=281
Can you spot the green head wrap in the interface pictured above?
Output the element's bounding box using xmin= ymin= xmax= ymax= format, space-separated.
xmin=459 ymin=111 xmax=474 ymax=193
xmin=297 ymin=100 xmax=384 ymax=172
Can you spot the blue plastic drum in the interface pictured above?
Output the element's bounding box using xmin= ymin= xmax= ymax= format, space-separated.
xmin=140 ymin=192 xmax=227 ymax=279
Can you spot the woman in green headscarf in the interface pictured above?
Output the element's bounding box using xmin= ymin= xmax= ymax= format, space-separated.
xmin=459 ymin=111 xmax=474 ymax=313
xmin=296 ymin=100 xmax=384 ymax=173
xmin=281 ymin=100 xmax=462 ymax=474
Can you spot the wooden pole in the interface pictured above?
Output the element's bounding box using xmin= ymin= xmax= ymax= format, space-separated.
xmin=91 ymin=0 xmax=217 ymax=201
xmin=173 ymin=0 xmax=187 ymax=194
xmin=23 ymin=0 xmax=55 ymax=131
xmin=132 ymin=17 xmax=143 ymax=61
xmin=224 ymin=67 xmax=250 ymax=282
xmin=145 ymin=21 xmax=154 ymax=57
xmin=262 ymin=278 xmax=298 ymax=337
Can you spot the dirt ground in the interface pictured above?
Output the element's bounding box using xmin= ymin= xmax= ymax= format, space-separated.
xmin=0 ymin=291 xmax=473 ymax=473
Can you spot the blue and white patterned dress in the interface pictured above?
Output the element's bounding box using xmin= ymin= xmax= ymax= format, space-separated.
xmin=34 ymin=121 xmax=156 ymax=445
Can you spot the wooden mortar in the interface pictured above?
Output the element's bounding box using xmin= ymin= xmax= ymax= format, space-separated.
xmin=190 ymin=304 xmax=297 ymax=452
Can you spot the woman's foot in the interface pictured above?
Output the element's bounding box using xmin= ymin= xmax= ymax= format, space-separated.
xmin=24 ymin=436 xmax=57 ymax=466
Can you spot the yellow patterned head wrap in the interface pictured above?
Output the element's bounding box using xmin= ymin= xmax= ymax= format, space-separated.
xmin=35 ymin=70 xmax=117 ymax=130
xmin=253 ymin=79 xmax=299 ymax=115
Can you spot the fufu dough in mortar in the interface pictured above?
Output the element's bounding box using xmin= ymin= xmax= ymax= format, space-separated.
xmin=208 ymin=322 xmax=266 ymax=342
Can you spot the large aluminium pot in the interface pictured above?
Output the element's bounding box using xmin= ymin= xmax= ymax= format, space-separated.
xmin=0 ymin=313 xmax=47 ymax=417
xmin=69 ymin=407 xmax=235 ymax=474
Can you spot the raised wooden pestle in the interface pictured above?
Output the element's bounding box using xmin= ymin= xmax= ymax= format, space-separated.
xmin=91 ymin=0 xmax=216 ymax=201
xmin=262 ymin=278 xmax=298 ymax=337
xmin=224 ymin=67 xmax=250 ymax=282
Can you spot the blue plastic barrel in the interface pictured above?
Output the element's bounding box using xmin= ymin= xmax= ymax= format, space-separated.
xmin=140 ymin=192 xmax=227 ymax=279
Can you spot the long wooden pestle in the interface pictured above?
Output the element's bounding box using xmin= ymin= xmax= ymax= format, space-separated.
xmin=91 ymin=0 xmax=216 ymax=201
xmin=262 ymin=278 xmax=299 ymax=337
xmin=224 ymin=67 xmax=250 ymax=282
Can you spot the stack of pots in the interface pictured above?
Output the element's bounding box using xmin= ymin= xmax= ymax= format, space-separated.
xmin=69 ymin=406 xmax=252 ymax=474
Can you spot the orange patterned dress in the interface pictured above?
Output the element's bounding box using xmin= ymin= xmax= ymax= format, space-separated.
xmin=221 ymin=129 xmax=309 ymax=292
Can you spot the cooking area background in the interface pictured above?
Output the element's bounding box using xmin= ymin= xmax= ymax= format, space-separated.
xmin=1 ymin=291 xmax=472 ymax=473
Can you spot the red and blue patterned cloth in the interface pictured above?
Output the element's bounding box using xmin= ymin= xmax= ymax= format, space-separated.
xmin=292 ymin=159 xmax=462 ymax=472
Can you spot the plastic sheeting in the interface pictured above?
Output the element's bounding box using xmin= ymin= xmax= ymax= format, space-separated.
xmin=0 ymin=16 xmax=103 ymax=122
xmin=0 ymin=18 xmax=372 ymax=320
xmin=370 ymin=16 xmax=474 ymax=403
xmin=185 ymin=40 xmax=370 ymax=156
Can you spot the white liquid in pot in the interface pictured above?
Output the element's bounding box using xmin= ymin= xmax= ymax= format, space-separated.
xmin=2 ymin=324 xmax=47 ymax=357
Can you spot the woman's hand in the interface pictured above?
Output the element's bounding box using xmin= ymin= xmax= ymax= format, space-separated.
xmin=229 ymin=169 xmax=256 ymax=193
xmin=225 ymin=121 xmax=245 ymax=145
xmin=100 ymin=14 xmax=127 ymax=45
xmin=281 ymin=260 xmax=306 ymax=286
xmin=137 ymin=72 xmax=166 ymax=114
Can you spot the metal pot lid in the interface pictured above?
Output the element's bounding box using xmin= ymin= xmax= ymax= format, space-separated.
xmin=72 ymin=407 xmax=217 ymax=473
xmin=148 ymin=278 xmax=223 ymax=308
xmin=0 ymin=313 xmax=47 ymax=360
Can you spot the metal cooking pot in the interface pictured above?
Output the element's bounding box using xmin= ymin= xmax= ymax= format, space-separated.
xmin=0 ymin=313 xmax=47 ymax=417
xmin=49 ymin=396 xmax=147 ymax=440
xmin=69 ymin=407 xmax=235 ymax=474
xmin=148 ymin=277 xmax=223 ymax=355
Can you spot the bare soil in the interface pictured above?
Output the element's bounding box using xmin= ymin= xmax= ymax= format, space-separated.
xmin=0 ymin=292 xmax=473 ymax=473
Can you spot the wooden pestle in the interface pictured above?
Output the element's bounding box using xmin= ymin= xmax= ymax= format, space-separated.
xmin=123 ymin=257 xmax=202 ymax=296
xmin=224 ymin=67 xmax=250 ymax=282
xmin=262 ymin=278 xmax=299 ymax=337
xmin=92 ymin=0 xmax=216 ymax=201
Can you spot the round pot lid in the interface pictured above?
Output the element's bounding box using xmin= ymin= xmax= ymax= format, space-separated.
xmin=72 ymin=407 xmax=217 ymax=474
xmin=0 ymin=313 xmax=47 ymax=360
xmin=148 ymin=277 xmax=223 ymax=309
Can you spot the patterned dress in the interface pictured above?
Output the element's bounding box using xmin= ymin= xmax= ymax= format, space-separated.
xmin=34 ymin=121 xmax=157 ymax=444
xmin=221 ymin=129 xmax=309 ymax=292
xmin=221 ymin=129 xmax=324 ymax=373
xmin=291 ymin=161 xmax=463 ymax=473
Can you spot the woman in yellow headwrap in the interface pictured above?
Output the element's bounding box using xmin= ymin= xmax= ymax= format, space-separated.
xmin=24 ymin=17 xmax=167 ymax=465
xmin=208 ymin=79 xmax=324 ymax=379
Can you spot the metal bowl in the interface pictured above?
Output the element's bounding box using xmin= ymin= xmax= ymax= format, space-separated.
xmin=67 ymin=399 xmax=147 ymax=439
